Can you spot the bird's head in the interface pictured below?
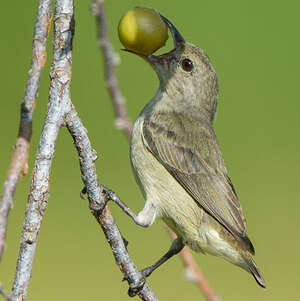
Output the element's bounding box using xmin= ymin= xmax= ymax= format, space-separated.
xmin=126 ymin=14 xmax=219 ymax=122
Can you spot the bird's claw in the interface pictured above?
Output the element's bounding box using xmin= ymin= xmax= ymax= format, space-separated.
xmin=127 ymin=276 xmax=146 ymax=297
xmin=123 ymin=266 xmax=153 ymax=297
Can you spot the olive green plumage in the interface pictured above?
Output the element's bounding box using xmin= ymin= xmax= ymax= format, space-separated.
xmin=129 ymin=17 xmax=265 ymax=288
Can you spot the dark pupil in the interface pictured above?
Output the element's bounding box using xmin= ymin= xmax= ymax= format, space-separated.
xmin=181 ymin=59 xmax=193 ymax=72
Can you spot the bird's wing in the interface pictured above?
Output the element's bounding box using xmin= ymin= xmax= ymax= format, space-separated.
xmin=142 ymin=114 xmax=254 ymax=253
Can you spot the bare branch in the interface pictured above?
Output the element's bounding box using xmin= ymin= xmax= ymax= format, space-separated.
xmin=91 ymin=1 xmax=218 ymax=299
xmin=92 ymin=0 xmax=133 ymax=138
xmin=10 ymin=1 xmax=74 ymax=300
xmin=0 ymin=0 xmax=52 ymax=263
xmin=65 ymin=107 xmax=158 ymax=300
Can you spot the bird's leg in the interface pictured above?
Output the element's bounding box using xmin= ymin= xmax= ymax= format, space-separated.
xmin=81 ymin=185 xmax=156 ymax=227
xmin=128 ymin=237 xmax=184 ymax=296
xmin=141 ymin=237 xmax=184 ymax=278
xmin=104 ymin=187 xmax=156 ymax=227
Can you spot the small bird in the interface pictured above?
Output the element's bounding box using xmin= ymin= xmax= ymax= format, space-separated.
xmin=125 ymin=15 xmax=265 ymax=288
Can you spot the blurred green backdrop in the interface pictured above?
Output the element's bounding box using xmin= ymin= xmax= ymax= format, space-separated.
xmin=1 ymin=0 xmax=299 ymax=300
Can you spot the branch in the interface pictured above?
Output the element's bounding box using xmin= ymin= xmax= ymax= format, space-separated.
xmin=0 ymin=0 xmax=52 ymax=263
xmin=65 ymin=107 xmax=158 ymax=300
xmin=10 ymin=1 xmax=74 ymax=300
xmin=92 ymin=1 xmax=218 ymax=300
xmin=92 ymin=0 xmax=132 ymax=138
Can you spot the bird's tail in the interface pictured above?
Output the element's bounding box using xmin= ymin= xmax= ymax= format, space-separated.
xmin=243 ymin=254 xmax=266 ymax=288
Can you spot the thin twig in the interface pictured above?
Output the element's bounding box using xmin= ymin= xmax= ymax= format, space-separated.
xmin=0 ymin=0 xmax=52 ymax=263
xmin=65 ymin=107 xmax=158 ymax=301
xmin=10 ymin=1 xmax=74 ymax=300
xmin=0 ymin=284 xmax=11 ymax=301
xmin=92 ymin=1 xmax=218 ymax=300
xmin=92 ymin=0 xmax=132 ymax=138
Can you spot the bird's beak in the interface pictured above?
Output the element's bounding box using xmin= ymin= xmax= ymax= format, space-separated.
xmin=122 ymin=13 xmax=185 ymax=65
xmin=146 ymin=14 xmax=185 ymax=65
xmin=159 ymin=14 xmax=185 ymax=49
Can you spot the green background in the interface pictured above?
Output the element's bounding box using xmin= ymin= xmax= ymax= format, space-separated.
xmin=1 ymin=0 xmax=299 ymax=300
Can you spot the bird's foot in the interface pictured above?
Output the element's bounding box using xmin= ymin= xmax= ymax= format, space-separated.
xmin=124 ymin=266 xmax=154 ymax=297
xmin=127 ymin=276 xmax=146 ymax=297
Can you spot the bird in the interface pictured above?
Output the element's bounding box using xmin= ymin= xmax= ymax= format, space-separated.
xmin=123 ymin=14 xmax=265 ymax=289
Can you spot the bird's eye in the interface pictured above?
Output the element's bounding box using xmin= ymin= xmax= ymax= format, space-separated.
xmin=181 ymin=58 xmax=194 ymax=72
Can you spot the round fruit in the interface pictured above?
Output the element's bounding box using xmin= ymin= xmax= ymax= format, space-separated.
xmin=118 ymin=7 xmax=168 ymax=55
